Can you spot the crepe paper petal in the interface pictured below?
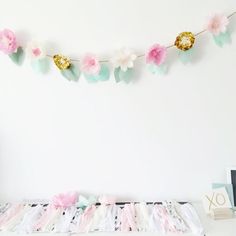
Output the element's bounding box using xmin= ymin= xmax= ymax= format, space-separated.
xmin=84 ymin=64 xmax=110 ymax=83
xmin=178 ymin=48 xmax=194 ymax=64
xmin=61 ymin=64 xmax=80 ymax=82
xmin=114 ymin=67 xmax=133 ymax=83
xmin=213 ymin=31 xmax=231 ymax=47
xmin=9 ymin=47 xmax=24 ymax=65
xmin=31 ymin=58 xmax=50 ymax=74
xmin=147 ymin=63 xmax=168 ymax=75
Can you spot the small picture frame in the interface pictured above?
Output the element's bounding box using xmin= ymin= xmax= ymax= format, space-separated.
xmin=227 ymin=167 xmax=236 ymax=207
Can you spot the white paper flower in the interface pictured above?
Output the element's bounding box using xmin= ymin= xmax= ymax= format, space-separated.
xmin=26 ymin=42 xmax=45 ymax=60
xmin=111 ymin=48 xmax=137 ymax=72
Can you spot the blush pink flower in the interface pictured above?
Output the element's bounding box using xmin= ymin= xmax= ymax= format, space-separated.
xmin=81 ymin=54 xmax=101 ymax=75
xmin=52 ymin=191 xmax=78 ymax=208
xmin=206 ymin=14 xmax=229 ymax=35
xmin=146 ymin=44 xmax=167 ymax=66
xmin=0 ymin=29 xmax=18 ymax=55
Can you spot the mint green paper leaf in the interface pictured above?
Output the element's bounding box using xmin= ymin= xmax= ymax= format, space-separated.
xmin=98 ymin=64 xmax=110 ymax=81
xmin=9 ymin=47 xmax=24 ymax=65
xmin=85 ymin=65 xmax=110 ymax=83
xmin=119 ymin=68 xmax=133 ymax=83
xmin=114 ymin=68 xmax=121 ymax=83
xmin=213 ymin=31 xmax=231 ymax=47
xmin=114 ymin=67 xmax=133 ymax=83
xmin=147 ymin=63 xmax=168 ymax=75
xmin=178 ymin=48 xmax=194 ymax=64
xmin=77 ymin=195 xmax=97 ymax=210
xmin=61 ymin=64 xmax=80 ymax=82
xmin=85 ymin=74 xmax=97 ymax=83
xmin=31 ymin=58 xmax=50 ymax=74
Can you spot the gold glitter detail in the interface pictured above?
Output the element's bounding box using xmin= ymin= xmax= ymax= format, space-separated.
xmin=175 ymin=32 xmax=195 ymax=51
xmin=53 ymin=54 xmax=71 ymax=70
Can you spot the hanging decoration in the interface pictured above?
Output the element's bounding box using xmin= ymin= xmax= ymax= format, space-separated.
xmin=0 ymin=192 xmax=205 ymax=235
xmin=0 ymin=11 xmax=235 ymax=83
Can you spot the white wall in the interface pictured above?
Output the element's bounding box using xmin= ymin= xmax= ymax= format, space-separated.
xmin=0 ymin=0 xmax=236 ymax=203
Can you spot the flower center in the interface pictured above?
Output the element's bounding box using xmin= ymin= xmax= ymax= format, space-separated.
xmin=88 ymin=59 xmax=96 ymax=66
xmin=181 ymin=36 xmax=191 ymax=46
xmin=212 ymin=21 xmax=220 ymax=29
xmin=151 ymin=49 xmax=159 ymax=58
xmin=32 ymin=48 xmax=41 ymax=57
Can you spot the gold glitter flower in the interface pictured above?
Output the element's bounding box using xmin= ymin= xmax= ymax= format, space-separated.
xmin=175 ymin=32 xmax=195 ymax=51
xmin=53 ymin=54 xmax=71 ymax=70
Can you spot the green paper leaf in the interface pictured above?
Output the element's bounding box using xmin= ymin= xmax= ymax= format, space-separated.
xmin=213 ymin=31 xmax=231 ymax=47
xmin=9 ymin=47 xmax=24 ymax=65
xmin=31 ymin=58 xmax=50 ymax=74
xmin=77 ymin=195 xmax=97 ymax=209
xmin=85 ymin=64 xmax=110 ymax=83
xmin=61 ymin=64 xmax=80 ymax=82
xmin=98 ymin=64 xmax=110 ymax=81
xmin=114 ymin=68 xmax=121 ymax=83
xmin=85 ymin=74 xmax=97 ymax=83
xmin=147 ymin=63 xmax=168 ymax=75
xmin=114 ymin=67 xmax=133 ymax=83
xmin=178 ymin=48 xmax=194 ymax=64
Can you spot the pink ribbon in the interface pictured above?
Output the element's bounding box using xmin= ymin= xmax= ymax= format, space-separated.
xmin=120 ymin=203 xmax=137 ymax=232
xmin=78 ymin=205 xmax=96 ymax=232
xmin=0 ymin=204 xmax=23 ymax=228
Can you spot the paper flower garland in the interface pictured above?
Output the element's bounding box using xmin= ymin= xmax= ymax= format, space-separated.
xmin=0 ymin=11 xmax=235 ymax=83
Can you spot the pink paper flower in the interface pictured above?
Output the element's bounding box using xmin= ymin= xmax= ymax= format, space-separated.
xmin=146 ymin=44 xmax=167 ymax=66
xmin=206 ymin=14 xmax=229 ymax=35
xmin=52 ymin=191 xmax=78 ymax=208
xmin=81 ymin=54 xmax=101 ymax=75
xmin=0 ymin=29 xmax=18 ymax=55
